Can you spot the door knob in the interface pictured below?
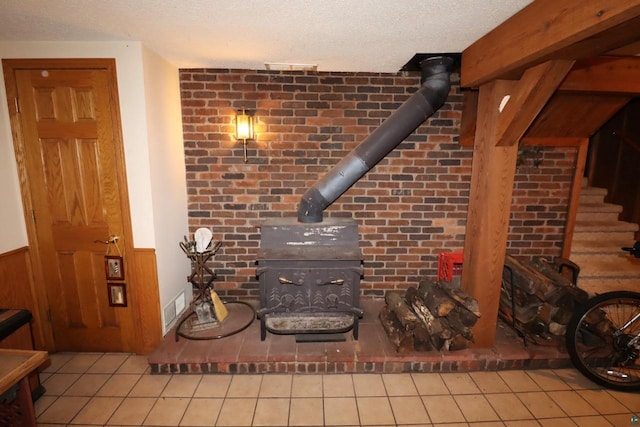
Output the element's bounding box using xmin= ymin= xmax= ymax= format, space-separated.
xmin=95 ymin=235 xmax=119 ymax=244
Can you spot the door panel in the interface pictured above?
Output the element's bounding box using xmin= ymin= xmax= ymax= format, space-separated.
xmin=13 ymin=67 xmax=129 ymax=351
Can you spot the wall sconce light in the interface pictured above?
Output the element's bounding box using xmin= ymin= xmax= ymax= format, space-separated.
xmin=235 ymin=109 xmax=254 ymax=163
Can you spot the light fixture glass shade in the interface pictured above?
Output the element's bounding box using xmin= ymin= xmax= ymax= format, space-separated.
xmin=235 ymin=110 xmax=254 ymax=140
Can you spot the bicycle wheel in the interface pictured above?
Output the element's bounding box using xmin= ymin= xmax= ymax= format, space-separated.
xmin=566 ymin=291 xmax=640 ymax=391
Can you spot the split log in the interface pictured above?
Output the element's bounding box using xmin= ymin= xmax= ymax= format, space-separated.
xmin=446 ymin=334 xmax=469 ymax=351
xmin=550 ymin=293 xmax=581 ymax=324
xmin=385 ymin=291 xmax=430 ymax=344
xmin=546 ymin=284 xmax=589 ymax=307
xmin=537 ymin=302 xmax=553 ymax=324
xmin=498 ymin=308 xmax=546 ymax=335
xmin=502 ymin=276 xmax=540 ymax=308
xmin=529 ymin=257 xmax=575 ymax=288
xmin=385 ymin=291 xmax=420 ymax=330
xmin=499 ymin=293 xmax=540 ymax=324
xmin=449 ymin=305 xmax=480 ymax=328
xmin=379 ymin=306 xmax=414 ymax=353
xmin=413 ymin=334 xmax=433 ymax=352
xmin=440 ymin=315 xmax=473 ymax=342
xmin=439 ymin=281 xmax=481 ymax=318
xmin=435 ymin=321 xmax=466 ymax=351
xmin=430 ymin=328 xmax=454 ymax=351
xmin=594 ymin=318 xmax=617 ymax=337
xmin=406 ymin=287 xmax=457 ymax=350
xmin=406 ymin=287 xmax=443 ymax=335
xmin=380 ymin=280 xmax=482 ymax=352
xmin=548 ymin=322 xmax=566 ymax=336
xmin=497 ymin=255 xmax=607 ymax=349
xmin=530 ymin=266 xmax=587 ymax=329
xmin=584 ymin=306 xmax=607 ymax=325
xmin=503 ymin=255 xmax=557 ymax=300
xmin=418 ymin=278 xmax=456 ymax=317
xmin=541 ymin=305 xmax=575 ymax=331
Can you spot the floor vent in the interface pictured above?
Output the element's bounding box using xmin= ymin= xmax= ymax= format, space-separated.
xmin=175 ymin=292 xmax=186 ymax=316
xmin=163 ymin=302 xmax=176 ymax=329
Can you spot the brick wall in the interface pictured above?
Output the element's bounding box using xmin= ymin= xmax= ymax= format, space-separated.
xmin=180 ymin=68 xmax=575 ymax=299
xmin=509 ymin=147 xmax=576 ymax=257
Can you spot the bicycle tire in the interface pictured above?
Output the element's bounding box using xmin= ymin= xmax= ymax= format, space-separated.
xmin=566 ymin=291 xmax=640 ymax=391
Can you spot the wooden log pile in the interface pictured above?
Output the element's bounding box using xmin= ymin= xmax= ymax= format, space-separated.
xmin=379 ymin=278 xmax=481 ymax=352
xmin=500 ymin=255 xmax=589 ymax=346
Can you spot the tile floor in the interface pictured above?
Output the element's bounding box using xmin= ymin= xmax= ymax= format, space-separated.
xmin=34 ymin=352 xmax=640 ymax=426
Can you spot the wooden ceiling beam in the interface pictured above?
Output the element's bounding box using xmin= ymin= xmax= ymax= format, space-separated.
xmin=495 ymin=60 xmax=575 ymax=146
xmin=520 ymin=137 xmax=589 ymax=147
xmin=459 ymin=90 xmax=478 ymax=148
xmin=461 ymin=0 xmax=640 ymax=88
xmin=559 ymin=56 xmax=640 ymax=94
xmin=608 ymin=40 xmax=640 ymax=56
xmin=459 ymin=61 xmax=574 ymax=147
xmin=524 ymin=93 xmax=631 ymax=138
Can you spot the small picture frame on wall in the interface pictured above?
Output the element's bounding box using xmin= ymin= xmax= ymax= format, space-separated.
xmin=108 ymin=282 xmax=127 ymax=307
xmin=105 ymin=256 xmax=124 ymax=281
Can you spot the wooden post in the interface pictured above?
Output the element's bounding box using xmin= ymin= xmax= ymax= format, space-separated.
xmin=461 ymin=79 xmax=519 ymax=347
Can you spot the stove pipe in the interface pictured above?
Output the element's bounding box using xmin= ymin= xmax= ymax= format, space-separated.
xmin=297 ymin=56 xmax=454 ymax=223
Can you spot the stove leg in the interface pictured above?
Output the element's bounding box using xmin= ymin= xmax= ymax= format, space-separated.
xmin=352 ymin=316 xmax=359 ymax=340
xmin=260 ymin=317 xmax=266 ymax=341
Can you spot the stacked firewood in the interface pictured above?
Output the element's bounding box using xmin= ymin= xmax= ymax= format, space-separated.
xmin=500 ymin=255 xmax=589 ymax=346
xmin=379 ymin=278 xmax=480 ymax=352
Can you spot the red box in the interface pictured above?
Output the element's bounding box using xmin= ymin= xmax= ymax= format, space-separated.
xmin=437 ymin=251 xmax=464 ymax=282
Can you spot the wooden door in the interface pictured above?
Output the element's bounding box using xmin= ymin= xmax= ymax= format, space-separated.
xmin=4 ymin=60 xmax=135 ymax=352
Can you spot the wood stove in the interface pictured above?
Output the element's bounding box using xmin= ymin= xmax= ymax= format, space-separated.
xmin=256 ymin=57 xmax=453 ymax=342
xmin=256 ymin=218 xmax=363 ymax=340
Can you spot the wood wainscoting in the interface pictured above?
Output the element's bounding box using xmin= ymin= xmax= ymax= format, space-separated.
xmin=130 ymin=248 xmax=163 ymax=354
xmin=0 ymin=247 xmax=46 ymax=349
xmin=0 ymin=246 xmax=163 ymax=354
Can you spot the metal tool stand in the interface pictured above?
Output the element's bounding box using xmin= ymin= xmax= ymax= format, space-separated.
xmin=185 ymin=241 xmax=221 ymax=296
xmin=175 ymin=240 xmax=255 ymax=341
xmin=175 ymin=241 xmax=222 ymax=340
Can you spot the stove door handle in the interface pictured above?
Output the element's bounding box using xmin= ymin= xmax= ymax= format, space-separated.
xmin=320 ymin=279 xmax=344 ymax=286
xmin=278 ymin=276 xmax=302 ymax=286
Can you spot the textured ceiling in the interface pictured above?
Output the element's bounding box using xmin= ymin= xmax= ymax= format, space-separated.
xmin=0 ymin=0 xmax=531 ymax=72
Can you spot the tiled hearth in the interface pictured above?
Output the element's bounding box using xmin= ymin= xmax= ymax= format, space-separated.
xmin=148 ymin=299 xmax=570 ymax=375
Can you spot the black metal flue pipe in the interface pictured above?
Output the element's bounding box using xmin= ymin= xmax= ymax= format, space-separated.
xmin=297 ymin=56 xmax=454 ymax=223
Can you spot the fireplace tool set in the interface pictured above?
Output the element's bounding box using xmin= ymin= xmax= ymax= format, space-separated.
xmin=175 ymin=229 xmax=254 ymax=341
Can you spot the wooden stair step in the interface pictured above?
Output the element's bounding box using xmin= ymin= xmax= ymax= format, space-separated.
xmin=573 ymin=220 xmax=639 ymax=233
xmin=577 ymin=202 xmax=622 ymax=214
xmin=571 ymin=253 xmax=640 ymax=278
xmin=580 ymin=186 xmax=607 ymax=195
xmin=577 ymin=277 xmax=640 ymax=295
xmin=579 ymin=187 xmax=607 ymax=205
xmin=570 ymin=186 xmax=639 ymax=295
xmin=571 ymin=237 xmax=634 ymax=254
xmin=576 ymin=211 xmax=622 ymax=223
xmin=571 ymin=230 xmax=637 ymax=241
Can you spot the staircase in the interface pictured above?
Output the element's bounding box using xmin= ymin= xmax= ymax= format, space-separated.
xmin=570 ymin=186 xmax=640 ymax=295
